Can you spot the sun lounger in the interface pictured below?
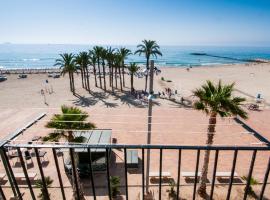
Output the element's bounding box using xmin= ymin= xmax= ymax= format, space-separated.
xmin=14 ymin=172 xmax=37 ymax=181
xmin=149 ymin=171 xmax=171 ymax=179
xmin=0 ymin=75 xmax=7 ymax=82
xmin=18 ymin=74 xmax=27 ymax=79
xmin=126 ymin=150 xmax=138 ymax=168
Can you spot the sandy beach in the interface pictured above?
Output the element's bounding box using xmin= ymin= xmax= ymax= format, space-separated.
xmin=1 ymin=62 xmax=270 ymax=109
xmin=1 ymin=63 xmax=270 ymax=199
xmin=1 ymin=62 xmax=270 ymax=143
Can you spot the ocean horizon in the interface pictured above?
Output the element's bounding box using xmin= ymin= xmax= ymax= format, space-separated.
xmin=0 ymin=44 xmax=270 ymax=69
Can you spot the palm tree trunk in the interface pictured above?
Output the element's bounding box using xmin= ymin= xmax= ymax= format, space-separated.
xmin=93 ymin=64 xmax=97 ymax=87
xmin=109 ymin=65 xmax=112 ymax=87
xmin=118 ymin=66 xmax=123 ymax=91
xmin=102 ymin=61 xmax=106 ymax=91
xmin=97 ymin=59 xmax=102 ymax=88
xmin=86 ymin=66 xmax=90 ymax=92
xmin=71 ymin=73 xmax=75 ymax=94
xmin=80 ymin=69 xmax=85 ymax=88
xmin=115 ymin=66 xmax=118 ymax=89
xmin=83 ymin=67 xmax=87 ymax=90
xmin=122 ymin=61 xmax=125 ymax=87
xmin=131 ymin=74 xmax=134 ymax=92
xmin=68 ymin=72 xmax=73 ymax=92
xmin=145 ymin=58 xmax=149 ymax=92
xmin=198 ymin=113 xmax=216 ymax=198
xmin=111 ymin=65 xmax=114 ymax=92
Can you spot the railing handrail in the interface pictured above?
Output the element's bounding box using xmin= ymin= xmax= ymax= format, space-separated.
xmin=3 ymin=143 xmax=270 ymax=150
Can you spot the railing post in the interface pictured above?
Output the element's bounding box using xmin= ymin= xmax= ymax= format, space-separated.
xmin=69 ymin=148 xmax=80 ymax=200
xmin=52 ymin=149 xmax=66 ymax=200
xmin=193 ymin=149 xmax=200 ymax=200
xmin=243 ymin=150 xmax=257 ymax=200
xmin=259 ymin=157 xmax=270 ymax=200
xmin=34 ymin=148 xmax=50 ymax=200
xmin=17 ymin=147 xmax=36 ymax=200
xmin=0 ymin=183 xmax=6 ymax=200
xmin=226 ymin=150 xmax=238 ymax=200
xmin=106 ymin=148 xmax=112 ymax=200
xmin=210 ymin=150 xmax=219 ymax=199
xmin=176 ymin=149 xmax=182 ymax=199
xmin=124 ymin=148 xmax=128 ymax=200
xmin=142 ymin=148 xmax=145 ymax=200
xmin=87 ymin=148 xmax=96 ymax=200
xmin=158 ymin=148 xmax=163 ymax=200
xmin=0 ymin=148 xmax=22 ymax=199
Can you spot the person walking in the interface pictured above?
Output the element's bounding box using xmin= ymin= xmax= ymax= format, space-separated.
xmin=41 ymin=89 xmax=48 ymax=105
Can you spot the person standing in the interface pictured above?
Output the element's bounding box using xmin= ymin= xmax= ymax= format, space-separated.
xmin=41 ymin=89 xmax=47 ymax=105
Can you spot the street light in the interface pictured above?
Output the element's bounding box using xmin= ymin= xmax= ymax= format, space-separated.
xmin=145 ymin=60 xmax=154 ymax=194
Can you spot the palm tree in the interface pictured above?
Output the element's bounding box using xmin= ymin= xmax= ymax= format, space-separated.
xmin=45 ymin=105 xmax=96 ymax=200
xmin=118 ymin=47 xmax=132 ymax=87
xmin=113 ymin=53 xmax=123 ymax=91
xmin=35 ymin=176 xmax=53 ymax=200
xmin=135 ymin=40 xmax=162 ymax=91
xmin=89 ymin=50 xmax=98 ymax=87
xmin=100 ymin=47 xmax=107 ymax=91
xmin=54 ymin=53 xmax=77 ymax=93
xmin=193 ymin=80 xmax=248 ymax=198
xmin=93 ymin=46 xmax=103 ymax=89
xmin=75 ymin=52 xmax=90 ymax=91
xmin=106 ymin=47 xmax=115 ymax=88
xmin=75 ymin=55 xmax=85 ymax=89
xmin=128 ymin=63 xmax=139 ymax=92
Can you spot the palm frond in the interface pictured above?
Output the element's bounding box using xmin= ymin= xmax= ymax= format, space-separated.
xmin=193 ymin=80 xmax=248 ymax=119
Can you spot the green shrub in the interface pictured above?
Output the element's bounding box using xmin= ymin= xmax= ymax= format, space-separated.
xmin=35 ymin=176 xmax=53 ymax=200
xmin=166 ymin=180 xmax=177 ymax=199
xmin=110 ymin=176 xmax=120 ymax=198
xmin=242 ymin=176 xmax=258 ymax=196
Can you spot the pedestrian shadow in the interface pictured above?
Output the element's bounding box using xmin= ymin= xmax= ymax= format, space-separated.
xmin=161 ymin=96 xmax=193 ymax=108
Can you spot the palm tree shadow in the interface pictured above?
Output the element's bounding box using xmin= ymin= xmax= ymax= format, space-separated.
xmin=72 ymin=93 xmax=99 ymax=107
xmin=90 ymin=91 xmax=119 ymax=108
xmin=72 ymin=92 xmax=118 ymax=108
xmin=107 ymin=90 xmax=161 ymax=108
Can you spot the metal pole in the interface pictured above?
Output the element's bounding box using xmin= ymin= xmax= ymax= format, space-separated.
xmin=52 ymin=149 xmax=66 ymax=200
xmin=145 ymin=60 xmax=154 ymax=194
xmin=0 ymin=149 xmax=18 ymax=198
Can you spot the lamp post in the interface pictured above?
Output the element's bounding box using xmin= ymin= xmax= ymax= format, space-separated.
xmin=145 ymin=60 xmax=154 ymax=194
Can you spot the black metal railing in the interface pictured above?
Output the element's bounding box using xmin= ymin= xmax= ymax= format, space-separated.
xmin=0 ymin=143 xmax=269 ymax=200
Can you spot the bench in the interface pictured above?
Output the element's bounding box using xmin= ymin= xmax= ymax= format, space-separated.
xmin=181 ymin=171 xmax=239 ymax=179
xmin=181 ymin=172 xmax=202 ymax=178
xmin=126 ymin=150 xmax=139 ymax=168
xmin=149 ymin=172 xmax=171 ymax=179
xmin=14 ymin=172 xmax=37 ymax=181
xmin=216 ymin=172 xmax=239 ymax=178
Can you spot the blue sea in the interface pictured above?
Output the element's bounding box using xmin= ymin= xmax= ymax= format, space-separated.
xmin=0 ymin=44 xmax=270 ymax=69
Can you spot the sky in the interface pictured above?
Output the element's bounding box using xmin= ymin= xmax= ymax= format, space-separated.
xmin=1 ymin=0 xmax=270 ymax=46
